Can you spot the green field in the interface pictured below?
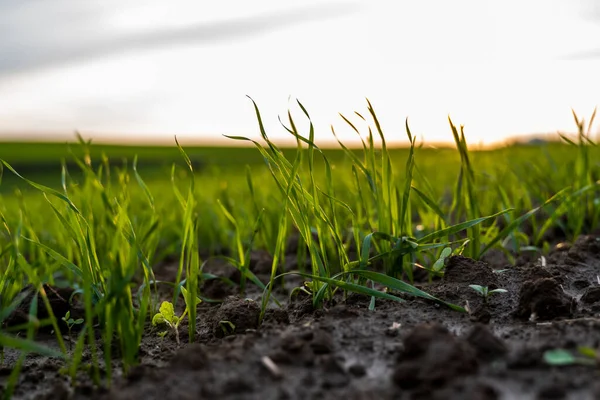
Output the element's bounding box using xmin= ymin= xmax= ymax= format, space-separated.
xmin=0 ymin=103 xmax=598 ymax=396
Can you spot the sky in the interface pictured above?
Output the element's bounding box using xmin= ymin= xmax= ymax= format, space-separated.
xmin=0 ymin=0 xmax=599 ymax=147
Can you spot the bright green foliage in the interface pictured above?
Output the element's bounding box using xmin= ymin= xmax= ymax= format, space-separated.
xmin=0 ymin=99 xmax=598 ymax=396
xmin=152 ymin=286 xmax=201 ymax=346
xmin=152 ymin=301 xmax=180 ymax=343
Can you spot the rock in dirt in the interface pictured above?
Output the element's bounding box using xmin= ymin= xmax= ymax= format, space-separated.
xmin=212 ymin=297 xmax=260 ymax=338
xmin=392 ymin=323 xmax=479 ymax=390
xmin=516 ymin=278 xmax=572 ymax=321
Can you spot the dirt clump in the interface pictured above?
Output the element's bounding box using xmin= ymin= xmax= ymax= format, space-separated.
xmin=6 ymin=234 xmax=600 ymax=399
xmin=465 ymin=324 xmax=508 ymax=361
xmin=444 ymin=256 xmax=499 ymax=288
xmin=516 ymin=278 xmax=572 ymax=320
xmin=580 ymin=286 xmax=600 ymax=304
xmin=392 ymin=323 xmax=479 ymax=390
xmin=169 ymin=343 xmax=209 ymax=371
xmin=212 ymin=296 xmax=260 ymax=337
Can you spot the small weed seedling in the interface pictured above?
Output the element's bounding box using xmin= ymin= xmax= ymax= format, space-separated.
xmin=289 ymin=281 xmax=314 ymax=299
xmin=152 ymin=286 xmax=201 ymax=346
xmin=544 ymin=347 xmax=598 ymax=367
xmin=468 ymin=285 xmax=507 ymax=304
xmin=61 ymin=311 xmax=84 ymax=352
xmin=219 ymin=320 xmax=236 ymax=336
xmin=152 ymin=302 xmax=180 ymax=344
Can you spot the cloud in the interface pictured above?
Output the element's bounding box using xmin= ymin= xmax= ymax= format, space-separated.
xmin=0 ymin=2 xmax=359 ymax=77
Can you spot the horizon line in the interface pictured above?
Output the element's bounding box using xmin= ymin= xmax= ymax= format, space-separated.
xmin=0 ymin=129 xmax=576 ymax=150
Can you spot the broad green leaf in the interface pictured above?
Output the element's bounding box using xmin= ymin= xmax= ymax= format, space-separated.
xmin=432 ymin=247 xmax=452 ymax=272
xmin=152 ymin=313 xmax=165 ymax=326
xmin=158 ymin=301 xmax=175 ymax=324
xmin=543 ymin=349 xmax=577 ymax=366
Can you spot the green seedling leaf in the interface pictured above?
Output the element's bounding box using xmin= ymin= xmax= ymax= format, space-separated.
xmin=480 ymin=188 xmax=570 ymax=257
xmin=154 ymin=301 xmax=176 ymax=325
xmin=469 ymin=284 xmax=484 ymax=292
xmin=152 ymin=314 xmax=166 ymax=326
xmin=181 ymin=286 xmax=202 ymax=308
xmin=469 ymin=285 xmax=507 ymax=304
xmin=418 ymin=209 xmax=512 ymax=244
xmin=352 ymin=270 xmax=466 ymax=312
xmin=412 ymin=186 xmax=445 ymax=221
xmin=432 ymin=247 xmax=452 ymax=272
xmin=544 ymin=349 xmax=576 ymax=366
xmin=219 ymin=320 xmax=236 ymax=336
xmin=132 ymin=155 xmax=155 ymax=210
xmin=578 ymin=346 xmax=598 ymax=359
xmin=152 ymin=301 xmax=182 ymax=345
xmin=543 ymin=348 xmax=596 ymax=367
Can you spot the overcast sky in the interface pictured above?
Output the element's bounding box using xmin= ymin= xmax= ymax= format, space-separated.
xmin=0 ymin=0 xmax=599 ymax=146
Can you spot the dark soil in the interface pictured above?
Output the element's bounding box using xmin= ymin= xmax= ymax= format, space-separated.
xmin=4 ymin=235 xmax=600 ymax=399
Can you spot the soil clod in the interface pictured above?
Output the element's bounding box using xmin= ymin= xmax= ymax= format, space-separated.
xmin=212 ymin=297 xmax=260 ymax=338
xmin=465 ymin=324 xmax=508 ymax=361
xmin=516 ymin=278 xmax=572 ymax=320
xmin=393 ymin=323 xmax=479 ymax=390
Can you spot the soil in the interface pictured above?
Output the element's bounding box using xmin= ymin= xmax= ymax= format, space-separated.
xmin=3 ymin=235 xmax=600 ymax=399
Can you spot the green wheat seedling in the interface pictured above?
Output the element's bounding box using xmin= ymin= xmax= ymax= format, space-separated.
xmin=227 ymin=97 xmax=354 ymax=312
xmin=217 ymin=200 xmax=267 ymax=296
xmin=0 ymin=100 xmax=599 ymax=400
xmin=545 ymin=108 xmax=600 ymax=241
xmin=171 ymin=138 xmax=202 ymax=344
xmin=1 ymin=138 xmax=162 ymax=382
xmin=333 ymin=104 xmax=416 ymax=279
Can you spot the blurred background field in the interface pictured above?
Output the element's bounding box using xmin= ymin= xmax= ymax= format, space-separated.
xmin=2 ymin=135 xmax=596 ymax=256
